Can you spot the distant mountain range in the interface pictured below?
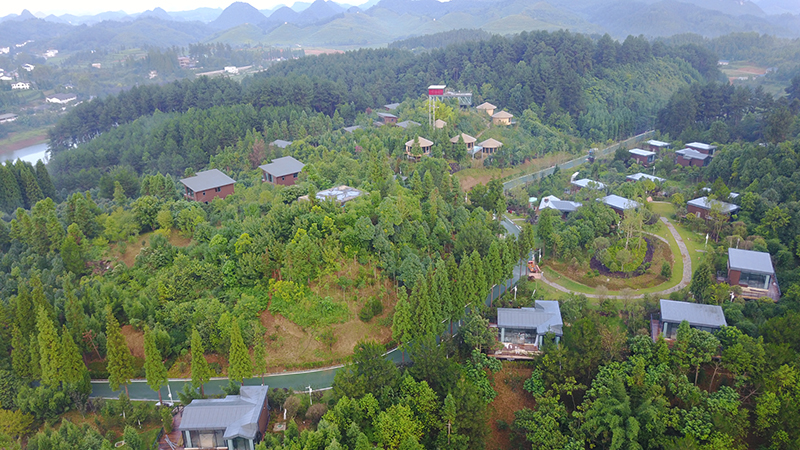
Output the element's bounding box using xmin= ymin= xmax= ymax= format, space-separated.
xmin=0 ymin=0 xmax=798 ymax=50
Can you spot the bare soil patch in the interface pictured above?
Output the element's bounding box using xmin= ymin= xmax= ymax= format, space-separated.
xmin=487 ymin=362 xmax=536 ymax=450
xmin=121 ymin=325 xmax=145 ymax=359
xmin=113 ymin=230 xmax=193 ymax=267
xmin=458 ymin=152 xmax=572 ymax=192
xmin=303 ymin=48 xmax=344 ymax=56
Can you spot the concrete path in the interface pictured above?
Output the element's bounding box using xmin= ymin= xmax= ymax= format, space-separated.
xmin=537 ymin=217 xmax=692 ymax=299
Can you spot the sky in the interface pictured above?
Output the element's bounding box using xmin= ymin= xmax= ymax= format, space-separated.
xmin=0 ymin=0 xmax=371 ymax=18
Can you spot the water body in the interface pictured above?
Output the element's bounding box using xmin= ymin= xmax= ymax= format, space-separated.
xmin=0 ymin=142 xmax=49 ymax=165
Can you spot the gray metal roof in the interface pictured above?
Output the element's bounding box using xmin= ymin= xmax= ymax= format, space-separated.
xmin=728 ymin=248 xmax=775 ymax=275
xmin=396 ymin=120 xmax=420 ymax=129
xmin=539 ymin=195 xmax=581 ymax=213
xmin=675 ymin=148 xmax=709 ymax=160
xmin=343 ymin=125 xmax=361 ymax=133
xmin=660 ymin=299 xmax=726 ymax=328
xmin=270 ymin=139 xmax=293 ymax=149
xmin=179 ymin=169 xmax=235 ymax=192
xmin=497 ymin=301 xmax=563 ymax=336
xmin=377 ymin=112 xmax=397 ymax=119
xmin=626 ymin=173 xmax=665 ymax=183
xmin=0 ymin=113 xmax=17 ymax=120
xmin=687 ymin=196 xmax=739 ymax=214
xmin=259 ymin=156 xmax=305 ymax=177
xmin=629 ymin=148 xmax=655 ymax=157
xmin=316 ymin=185 xmax=364 ymax=204
xmin=180 ymin=385 xmax=268 ymax=440
xmin=384 ymin=103 xmax=400 ymax=110
xmin=686 ymin=142 xmax=716 ymax=151
xmin=647 ymin=139 xmax=670 ymax=147
xmin=600 ymin=194 xmax=640 ymax=211
xmin=571 ymin=178 xmax=606 ymax=190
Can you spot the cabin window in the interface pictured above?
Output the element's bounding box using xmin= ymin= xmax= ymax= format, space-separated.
xmin=215 ymin=187 xmax=221 ymax=192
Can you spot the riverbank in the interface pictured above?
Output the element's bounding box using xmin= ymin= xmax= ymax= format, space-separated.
xmin=0 ymin=129 xmax=49 ymax=154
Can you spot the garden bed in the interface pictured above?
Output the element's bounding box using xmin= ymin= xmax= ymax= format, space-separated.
xmin=591 ymin=236 xmax=655 ymax=278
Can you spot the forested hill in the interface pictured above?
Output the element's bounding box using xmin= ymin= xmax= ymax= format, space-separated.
xmin=48 ymin=30 xmax=717 ymax=156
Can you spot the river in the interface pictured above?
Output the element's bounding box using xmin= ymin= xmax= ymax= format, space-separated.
xmin=0 ymin=142 xmax=49 ymax=165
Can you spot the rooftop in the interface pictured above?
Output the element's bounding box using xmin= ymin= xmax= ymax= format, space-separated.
xmin=687 ymin=196 xmax=739 ymax=214
xmin=571 ymin=178 xmax=606 ymax=190
xmin=476 ymin=102 xmax=497 ymax=110
xmin=600 ymin=194 xmax=640 ymax=211
xmin=675 ymin=148 xmax=710 ymax=160
xmin=686 ymin=142 xmax=716 ymax=151
xmin=405 ymin=136 xmax=433 ymax=148
xmin=315 ymin=185 xmax=365 ymax=204
xmin=660 ymin=299 xmax=726 ymax=328
xmin=180 ymin=169 xmax=235 ymax=192
xmin=384 ymin=102 xmax=400 ymax=110
xmin=497 ymin=301 xmax=563 ymax=336
xmin=396 ymin=120 xmax=420 ymax=129
xmin=270 ymin=139 xmax=293 ymax=149
xmin=728 ymin=248 xmax=775 ymax=275
xmin=47 ymin=93 xmax=76 ymax=101
xmin=647 ymin=139 xmax=670 ymax=147
xmin=377 ymin=112 xmax=397 ymax=119
xmin=629 ymin=148 xmax=656 ymax=157
xmin=539 ymin=195 xmax=581 ymax=213
xmin=492 ymin=111 xmax=514 ymax=119
xmin=450 ymin=133 xmax=477 ymax=144
xmin=180 ymin=385 xmax=268 ymax=440
xmin=626 ymin=173 xmax=665 ymax=183
xmin=259 ymin=156 xmax=305 ymax=177
xmin=479 ymin=138 xmax=503 ymax=148
xmin=343 ymin=125 xmax=361 ymax=133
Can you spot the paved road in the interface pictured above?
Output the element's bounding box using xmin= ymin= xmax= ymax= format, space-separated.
xmin=537 ymin=216 xmax=692 ymax=299
xmin=503 ymin=131 xmax=655 ymax=191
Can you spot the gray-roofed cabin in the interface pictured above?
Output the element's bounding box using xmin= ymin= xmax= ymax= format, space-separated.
xmin=538 ymin=195 xmax=582 ymax=220
xmin=728 ymin=248 xmax=780 ymax=301
xmin=180 ymin=169 xmax=236 ymax=203
xmin=675 ymin=148 xmax=710 ymax=167
xmin=599 ymin=194 xmax=640 ymax=218
xmin=655 ymin=299 xmax=726 ymax=340
xmin=270 ymin=140 xmax=293 ymax=149
xmin=626 ymin=173 xmax=665 ymax=183
xmin=259 ymin=156 xmax=305 ymax=186
xmin=628 ymin=148 xmax=656 ymax=166
xmin=493 ymin=302 xmax=563 ymax=358
xmin=180 ymin=385 xmax=269 ymax=450
xmin=570 ymin=178 xmax=606 ymax=193
xmin=686 ymin=196 xmax=739 ymax=220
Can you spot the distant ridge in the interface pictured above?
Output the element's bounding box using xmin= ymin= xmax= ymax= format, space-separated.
xmin=209 ymin=2 xmax=268 ymax=29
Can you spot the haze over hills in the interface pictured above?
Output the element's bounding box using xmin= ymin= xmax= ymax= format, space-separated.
xmin=0 ymin=0 xmax=799 ymax=49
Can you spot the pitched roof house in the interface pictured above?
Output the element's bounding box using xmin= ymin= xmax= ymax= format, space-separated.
xmin=675 ymin=148 xmax=710 ymax=167
xmin=478 ymin=138 xmax=503 ymax=156
xmin=686 ymin=142 xmax=716 ymax=156
xmin=476 ymin=102 xmax=496 ymax=116
xmin=180 ymin=169 xmax=236 ymax=203
xmin=494 ymin=301 xmax=563 ymax=357
xmin=599 ymin=194 xmax=640 ymax=217
xmin=396 ymin=120 xmax=420 ymax=129
xmin=628 ymin=148 xmax=656 ymax=166
xmin=377 ymin=112 xmax=397 ymax=124
xmin=728 ymin=248 xmax=779 ymax=301
xmin=259 ymin=156 xmax=305 ymax=186
xmin=538 ymin=195 xmax=582 ymax=218
xmin=647 ymin=139 xmax=671 ymax=152
xmin=655 ymin=299 xmax=726 ymax=340
xmin=270 ymin=139 xmax=293 ymax=149
xmin=626 ymin=173 xmax=665 ymax=183
xmin=571 ymin=178 xmax=606 ymax=192
xmin=180 ymin=385 xmax=270 ymax=450
xmin=491 ymin=110 xmax=513 ymax=125
xmin=686 ymin=196 xmax=739 ymax=219
xmin=405 ymin=137 xmax=433 ymax=160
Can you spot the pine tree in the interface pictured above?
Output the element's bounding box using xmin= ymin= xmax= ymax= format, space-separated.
xmin=190 ymin=328 xmax=211 ymax=396
xmin=61 ymin=325 xmax=86 ymax=386
xmin=443 ymin=393 xmax=457 ymax=443
xmin=392 ymin=287 xmax=413 ymax=350
xmin=64 ymin=278 xmax=87 ymax=345
xmin=0 ymin=163 xmax=23 ymax=212
xmin=228 ymin=320 xmax=252 ymax=385
xmin=19 ymin=164 xmax=42 ymax=209
xmin=14 ymin=284 xmax=35 ymax=338
xmin=37 ymin=307 xmax=61 ymax=387
xmin=106 ymin=310 xmax=135 ymax=396
xmin=60 ymin=232 xmax=84 ymax=275
xmin=252 ymin=334 xmax=267 ymax=386
xmin=143 ymin=326 xmax=168 ymax=404
xmin=486 ymin=241 xmax=502 ymax=287
xmin=469 ymin=250 xmax=487 ymax=304
xmin=412 ymin=273 xmax=438 ymax=338
xmin=34 ymin=160 xmax=56 ymax=201
xmin=28 ymin=333 xmax=41 ymax=380
xmin=11 ymin=325 xmax=31 ymax=380
xmin=431 ymin=258 xmax=451 ymax=326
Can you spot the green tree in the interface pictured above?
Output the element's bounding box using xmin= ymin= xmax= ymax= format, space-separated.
xmin=190 ymin=329 xmax=211 ymax=396
xmin=333 ymin=340 xmax=399 ymax=399
xmin=143 ymin=326 xmax=168 ymax=404
xmin=122 ymin=425 xmax=143 ymax=450
xmin=33 ymin=160 xmax=56 ymax=201
xmin=374 ymin=403 xmax=423 ymax=450
xmin=228 ymin=320 xmax=252 ymax=385
xmin=253 ymin=334 xmax=267 ymax=385
xmin=36 ymin=307 xmax=61 ymax=387
xmin=60 ymin=325 xmax=86 ymax=386
xmin=690 ymin=261 xmax=715 ymax=304
xmin=443 ymin=393 xmax=456 ymax=444
xmin=514 ymin=393 xmax=570 ymax=450
xmin=106 ymin=310 xmax=135 ymax=396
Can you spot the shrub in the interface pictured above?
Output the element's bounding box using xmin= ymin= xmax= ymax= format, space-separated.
xmin=358 ymin=296 xmax=384 ymax=322
xmin=523 ymin=370 xmax=545 ymax=397
xmin=284 ymin=396 xmax=302 ymax=420
xmin=161 ymin=407 xmax=173 ymax=433
xmin=661 ymin=261 xmax=672 ymax=279
xmin=305 ymin=403 xmax=328 ymax=424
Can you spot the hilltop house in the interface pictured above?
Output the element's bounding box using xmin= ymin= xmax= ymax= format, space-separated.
xmin=654 ymin=299 xmax=727 ymax=340
xmin=492 ymin=110 xmax=513 ymax=126
xmin=270 ymin=140 xmax=292 ymax=149
xmin=686 ymin=196 xmax=739 ymax=220
xmin=686 ymin=142 xmax=716 ymax=156
xmin=450 ymin=133 xmax=477 ymax=154
xmin=571 ymin=178 xmax=606 ymax=193
xmin=626 ymin=173 xmax=665 ymax=183
xmin=180 ymin=385 xmax=269 ymax=450
xmin=728 ymin=248 xmax=780 ymax=301
xmin=46 ymin=93 xmax=77 ymax=104
xmin=647 ymin=140 xmax=671 ymax=153
xmin=675 ymin=148 xmax=711 ymax=167
xmin=599 ymin=194 xmax=640 ymax=217
xmin=405 ymin=136 xmax=433 ymax=160
xmin=492 ymin=301 xmax=563 ymax=358
xmin=259 ymin=156 xmax=304 ymax=186
xmin=434 ymin=119 xmax=447 ymax=129
xmin=478 ymin=138 xmax=503 ymax=156
xmin=476 ymin=102 xmax=496 ymax=116
xmin=538 ymin=195 xmax=582 ymax=219
xmin=377 ymin=112 xmax=397 ymax=125
xmin=180 ymin=169 xmax=235 ymax=203
xmin=629 ymin=148 xmax=656 ymax=166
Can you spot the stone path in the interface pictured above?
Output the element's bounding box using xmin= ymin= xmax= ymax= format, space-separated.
xmin=538 ymin=217 xmax=692 ymax=299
